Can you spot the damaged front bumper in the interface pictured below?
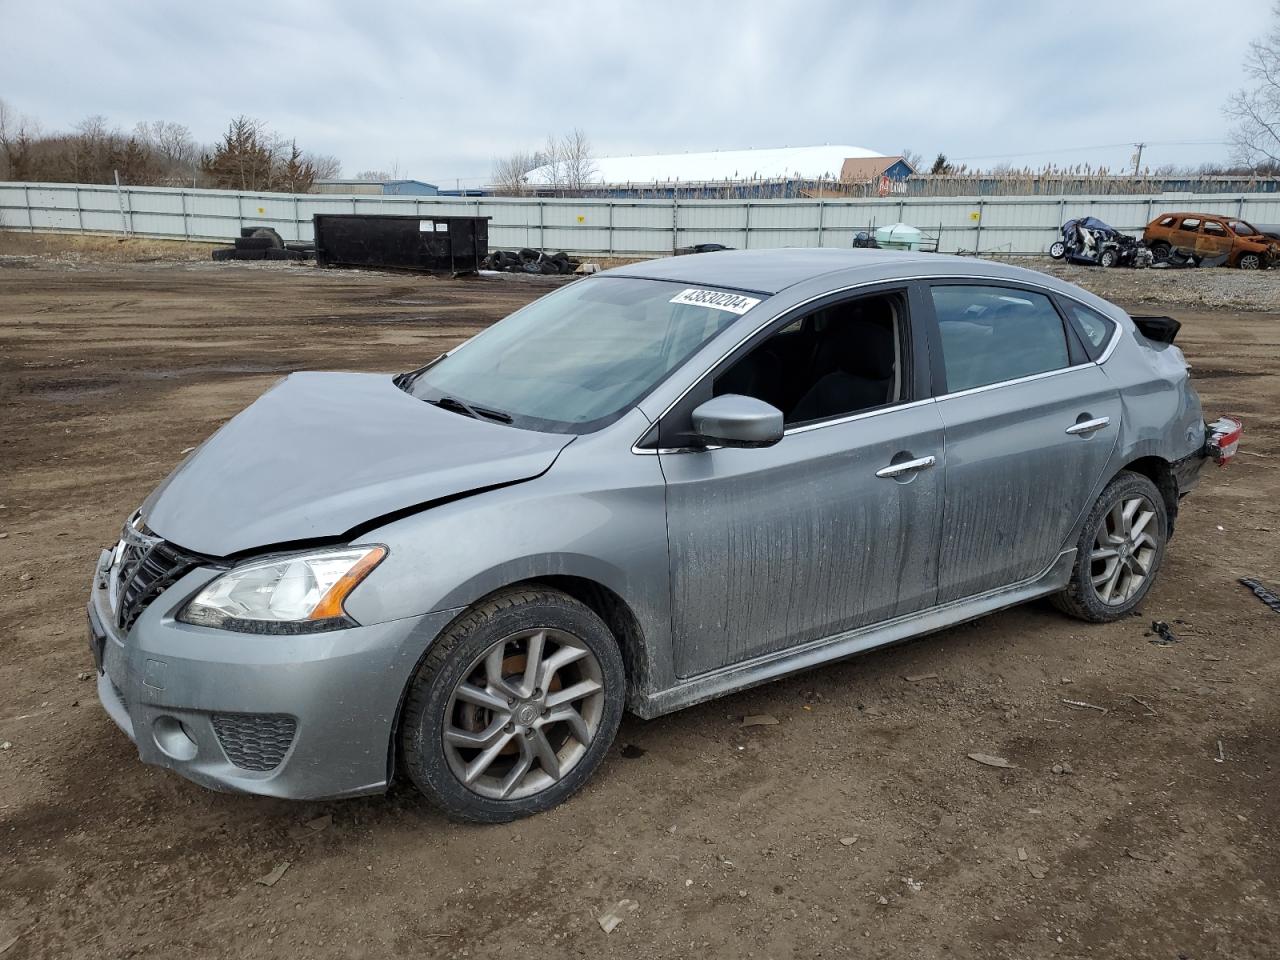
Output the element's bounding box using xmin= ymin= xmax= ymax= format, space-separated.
xmin=87 ymin=549 xmax=459 ymax=800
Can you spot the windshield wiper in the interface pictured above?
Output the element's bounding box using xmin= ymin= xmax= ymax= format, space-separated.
xmin=429 ymin=395 xmax=513 ymax=424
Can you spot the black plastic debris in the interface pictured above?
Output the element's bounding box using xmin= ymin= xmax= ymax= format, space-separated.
xmin=1239 ymin=577 xmax=1280 ymax=614
xmin=1149 ymin=620 xmax=1180 ymax=645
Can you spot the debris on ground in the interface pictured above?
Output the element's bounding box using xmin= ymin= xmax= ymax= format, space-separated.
xmin=1062 ymin=698 xmax=1108 ymax=713
xmin=485 ymin=249 xmax=579 ymax=275
xmin=1026 ymin=862 xmax=1048 ymax=880
xmin=741 ymin=714 xmax=779 ymax=727
xmin=1238 ymin=577 xmax=1280 ymax=614
xmin=839 ymin=836 xmax=859 ymax=846
xmin=575 ymin=262 xmax=600 ymax=274
xmin=1017 ymin=847 xmax=1029 ymax=861
xmin=1051 ymin=762 xmax=1074 ymax=775
xmin=620 ymin=744 xmax=645 ymax=759
xmin=968 ymin=753 xmax=1016 ymax=769
xmin=1127 ymin=694 xmax=1158 ymax=716
xmin=1149 ymin=621 xmax=1180 ymax=645
xmin=288 ymin=815 xmax=332 ymax=840
xmin=904 ymin=673 xmax=938 ymax=683
xmin=597 ymin=899 xmax=638 ymax=934
xmin=902 ymin=877 xmax=923 ymax=893
xmin=254 ymin=862 xmax=291 ymax=887
xmin=212 ymin=228 xmax=313 ymax=264
xmin=1125 ymin=848 xmax=1157 ymax=862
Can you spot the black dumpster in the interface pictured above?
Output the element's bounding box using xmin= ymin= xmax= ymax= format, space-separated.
xmin=312 ymin=214 xmax=490 ymax=274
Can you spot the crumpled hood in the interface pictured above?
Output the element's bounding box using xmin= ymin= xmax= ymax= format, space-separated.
xmin=141 ymin=372 xmax=572 ymax=557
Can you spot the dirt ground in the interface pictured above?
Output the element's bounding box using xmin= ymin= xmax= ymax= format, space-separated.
xmin=1 ymin=235 xmax=1277 ymax=959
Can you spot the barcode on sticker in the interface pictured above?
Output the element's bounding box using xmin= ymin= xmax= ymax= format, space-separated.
xmin=669 ymin=288 xmax=761 ymax=315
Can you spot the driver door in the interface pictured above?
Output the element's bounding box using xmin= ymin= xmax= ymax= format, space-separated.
xmin=656 ymin=285 xmax=945 ymax=678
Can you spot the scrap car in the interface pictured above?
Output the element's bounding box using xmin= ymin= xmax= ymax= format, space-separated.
xmin=1143 ymin=212 xmax=1279 ymax=269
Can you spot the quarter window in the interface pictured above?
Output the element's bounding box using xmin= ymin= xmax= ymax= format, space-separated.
xmin=930 ymin=285 xmax=1070 ymax=392
xmin=1060 ymin=301 xmax=1115 ymax=360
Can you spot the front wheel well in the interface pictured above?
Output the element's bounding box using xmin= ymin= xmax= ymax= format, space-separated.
xmin=530 ymin=576 xmax=648 ymax=693
xmin=1117 ymin=456 xmax=1178 ymax=537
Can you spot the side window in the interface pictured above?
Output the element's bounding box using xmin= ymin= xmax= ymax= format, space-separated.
xmin=1179 ymin=218 xmax=1201 ymax=232
xmin=1060 ymin=300 xmax=1116 ymax=360
xmin=713 ymin=291 xmax=905 ymax=426
xmin=1158 ymin=216 xmax=1176 ymax=227
xmin=1203 ymin=220 xmax=1227 ymax=236
xmin=930 ymin=285 xmax=1070 ymax=393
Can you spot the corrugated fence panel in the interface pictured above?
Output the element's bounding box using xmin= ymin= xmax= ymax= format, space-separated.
xmin=2 ymin=181 xmax=1279 ymax=257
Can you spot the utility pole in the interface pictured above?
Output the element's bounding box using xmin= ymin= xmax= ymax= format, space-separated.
xmin=1131 ymin=142 xmax=1146 ymax=177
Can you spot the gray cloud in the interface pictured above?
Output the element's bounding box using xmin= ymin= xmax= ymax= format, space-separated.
xmin=0 ymin=0 xmax=1255 ymax=184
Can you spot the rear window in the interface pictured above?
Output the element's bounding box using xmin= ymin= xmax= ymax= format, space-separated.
xmin=930 ymin=285 xmax=1070 ymax=392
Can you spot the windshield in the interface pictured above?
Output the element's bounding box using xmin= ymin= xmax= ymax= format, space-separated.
xmin=397 ymin=277 xmax=761 ymax=433
xmin=1230 ymin=220 xmax=1259 ymax=236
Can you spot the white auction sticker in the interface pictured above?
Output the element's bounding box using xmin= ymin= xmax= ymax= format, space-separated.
xmin=669 ymin=288 xmax=761 ymax=315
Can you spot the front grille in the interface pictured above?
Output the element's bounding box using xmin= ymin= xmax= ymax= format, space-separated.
xmin=211 ymin=713 xmax=298 ymax=771
xmin=108 ymin=516 xmax=204 ymax=631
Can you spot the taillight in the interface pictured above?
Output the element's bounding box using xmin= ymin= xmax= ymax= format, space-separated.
xmin=1207 ymin=416 xmax=1243 ymax=466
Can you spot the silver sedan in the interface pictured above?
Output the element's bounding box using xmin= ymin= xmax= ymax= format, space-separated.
xmin=87 ymin=249 xmax=1239 ymax=821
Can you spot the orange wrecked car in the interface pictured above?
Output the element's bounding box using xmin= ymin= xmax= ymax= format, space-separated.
xmin=1143 ymin=213 xmax=1279 ymax=269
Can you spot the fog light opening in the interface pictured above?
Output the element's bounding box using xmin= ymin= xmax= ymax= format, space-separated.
xmin=153 ymin=715 xmax=198 ymax=761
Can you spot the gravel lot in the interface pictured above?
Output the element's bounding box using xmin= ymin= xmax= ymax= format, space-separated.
xmin=1 ymin=234 xmax=1277 ymax=959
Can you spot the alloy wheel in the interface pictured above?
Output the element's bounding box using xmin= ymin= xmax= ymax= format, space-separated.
xmin=1089 ymin=495 xmax=1159 ymax=605
xmin=442 ymin=628 xmax=605 ymax=800
xmin=1239 ymin=253 xmax=1261 ymax=270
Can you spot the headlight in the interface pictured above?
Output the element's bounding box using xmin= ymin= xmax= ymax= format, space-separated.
xmin=178 ymin=545 xmax=386 ymax=634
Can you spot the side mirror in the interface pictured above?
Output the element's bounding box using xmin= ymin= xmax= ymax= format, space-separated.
xmin=690 ymin=394 xmax=784 ymax=448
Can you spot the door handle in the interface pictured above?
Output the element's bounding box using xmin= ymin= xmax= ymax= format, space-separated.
xmin=1065 ymin=416 xmax=1111 ymax=436
xmin=876 ymin=455 xmax=937 ymax=479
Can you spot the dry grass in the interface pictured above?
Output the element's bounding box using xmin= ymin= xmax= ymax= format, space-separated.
xmin=0 ymin=230 xmax=220 ymax=263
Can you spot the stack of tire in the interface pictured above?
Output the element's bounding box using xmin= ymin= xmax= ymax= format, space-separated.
xmin=211 ymin=228 xmax=315 ymax=263
xmin=485 ymin=249 xmax=579 ymax=275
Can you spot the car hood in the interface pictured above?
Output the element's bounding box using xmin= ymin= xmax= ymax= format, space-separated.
xmin=141 ymin=372 xmax=573 ymax=557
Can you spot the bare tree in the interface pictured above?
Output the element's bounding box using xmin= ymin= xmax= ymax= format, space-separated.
xmin=491 ymin=149 xmax=542 ymax=195
xmin=900 ymin=147 xmax=923 ymax=172
xmin=355 ymin=169 xmax=392 ymax=181
xmin=307 ymin=152 xmax=341 ymax=180
xmin=0 ymin=98 xmax=37 ymax=180
xmin=1226 ymin=2 xmax=1280 ymax=167
xmin=534 ymin=130 xmax=596 ymax=195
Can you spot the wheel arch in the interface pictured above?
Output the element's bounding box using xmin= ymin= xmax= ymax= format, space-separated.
xmin=384 ymin=572 xmax=654 ymax=788
xmin=1116 ymin=455 xmax=1178 ymax=536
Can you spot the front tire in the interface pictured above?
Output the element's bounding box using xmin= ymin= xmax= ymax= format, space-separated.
xmin=1238 ymin=252 xmax=1262 ymax=270
xmin=1099 ymin=248 xmax=1119 ymax=268
xmin=400 ymin=587 xmax=625 ymax=822
xmin=1052 ymin=471 xmax=1168 ymax=622
xmin=1049 ymin=240 xmax=1066 ymax=260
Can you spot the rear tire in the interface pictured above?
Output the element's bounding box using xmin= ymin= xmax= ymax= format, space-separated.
xmin=400 ymin=587 xmax=625 ymax=823
xmin=1052 ymin=471 xmax=1167 ymax=622
xmin=1049 ymin=240 xmax=1066 ymax=260
xmin=1150 ymin=242 xmax=1171 ymax=263
xmin=1099 ymin=248 xmax=1118 ymax=268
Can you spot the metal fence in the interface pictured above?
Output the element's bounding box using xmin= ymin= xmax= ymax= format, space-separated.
xmin=4 ymin=180 xmax=1280 ymax=256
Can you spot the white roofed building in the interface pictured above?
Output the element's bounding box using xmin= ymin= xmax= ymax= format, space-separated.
xmin=520 ymin=145 xmax=908 ymax=199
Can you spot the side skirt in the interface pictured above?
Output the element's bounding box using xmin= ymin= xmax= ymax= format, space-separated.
xmin=634 ymin=549 xmax=1076 ymax=719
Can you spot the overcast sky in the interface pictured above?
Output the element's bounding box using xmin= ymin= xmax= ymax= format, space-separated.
xmin=0 ymin=0 xmax=1260 ymax=185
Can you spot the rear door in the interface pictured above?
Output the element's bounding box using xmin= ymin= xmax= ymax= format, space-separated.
xmin=1173 ymin=217 xmax=1202 ymax=256
xmin=923 ymin=282 xmax=1122 ymax=602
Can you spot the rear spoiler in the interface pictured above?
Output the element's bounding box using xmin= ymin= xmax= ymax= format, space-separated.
xmin=1131 ymin=315 xmax=1180 ymax=344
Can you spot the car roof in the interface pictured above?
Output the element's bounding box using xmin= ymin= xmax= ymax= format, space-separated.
xmin=605 ymin=248 xmax=986 ymax=295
